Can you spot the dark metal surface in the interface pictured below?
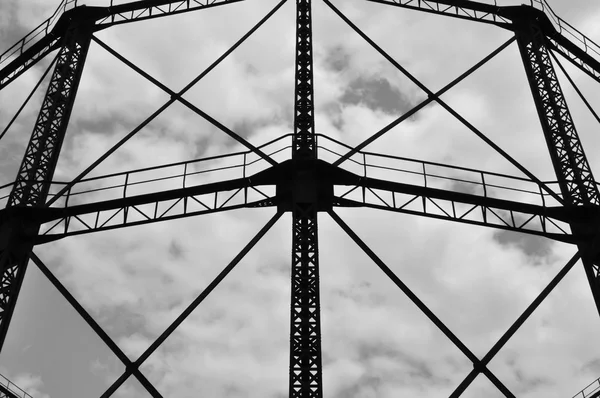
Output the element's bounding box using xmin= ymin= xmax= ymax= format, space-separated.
xmin=0 ymin=0 xmax=600 ymax=397
xmin=0 ymin=26 xmax=91 ymax=352
xmin=516 ymin=21 xmax=600 ymax=323
xmin=0 ymin=385 xmax=19 ymax=398
xmin=0 ymin=372 xmax=27 ymax=398
xmin=289 ymin=1 xmax=323 ymax=397
xmin=9 ymin=30 xmax=91 ymax=207
xmin=517 ymin=25 xmax=599 ymax=207
xmin=0 ymin=0 xmax=245 ymax=90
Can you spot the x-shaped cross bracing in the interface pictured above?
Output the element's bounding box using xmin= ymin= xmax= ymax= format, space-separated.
xmin=2 ymin=0 xmax=600 ymax=397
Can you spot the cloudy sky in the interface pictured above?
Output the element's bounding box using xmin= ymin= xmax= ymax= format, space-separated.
xmin=2 ymin=0 xmax=600 ymax=397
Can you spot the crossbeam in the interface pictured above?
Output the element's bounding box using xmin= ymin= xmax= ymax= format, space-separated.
xmin=365 ymin=0 xmax=600 ymax=84
xmin=32 ymin=178 xmax=274 ymax=242
xmin=0 ymin=0 xmax=246 ymax=90
xmin=334 ymin=176 xmax=583 ymax=243
xmin=17 ymin=155 xmax=586 ymax=242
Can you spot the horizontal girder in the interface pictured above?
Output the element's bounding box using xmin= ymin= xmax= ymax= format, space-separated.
xmin=366 ymin=0 xmax=600 ymax=84
xmin=0 ymin=386 xmax=18 ymax=398
xmin=30 ymin=177 xmax=275 ymax=242
xmin=366 ymin=0 xmax=512 ymax=28
xmin=2 ymin=0 xmax=600 ymax=92
xmin=333 ymin=174 xmax=587 ymax=243
xmin=0 ymin=0 xmax=246 ymax=90
xmin=5 ymin=158 xmax=586 ymax=243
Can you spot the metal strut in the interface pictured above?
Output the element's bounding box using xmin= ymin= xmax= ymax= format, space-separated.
xmin=9 ymin=30 xmax=91 ymax=207
xmin=516 ymin=20 xmax=600 ymax=315
xmin=0 ymin=26 xmax=91 ymax=352
xmin=289 ymin=0 xmax=323 ymax=397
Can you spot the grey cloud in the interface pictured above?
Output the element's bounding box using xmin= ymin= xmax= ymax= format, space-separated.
xmin=505 ymin=356 xmax=554 ymax=394
xmin=356 ymin=342 xmax=448 ymax=385
xmin=96 ymin=305 xmax=147 ymax=338
xmin=492 ymin=230 xmax=554 ymax=263
xmin=332 ymin=282 xmax=386 ymax=307
xmin=168 ymin=240 xmax=185 ymax=259
xmin=0 ymin=3 xmax=30 ymax=52
xmin=324 ymin=46 xmax=351 ymax=73
xmin=329 ymin=342 xmax=451 ymax=398
xmin=582 ymin=358 xmax=600 ymax=375
xmin=232 ymin=117 xmax=291 ymax=139
xmin=448 ymin=179 xmax=483 ymax=196
xmin=513 ymin=369 xmax=552 ymax=395
xmin=333 ymin=374 xmax=383 ymax=398
xmin=340 ymin=76 xmax=412 ymax=116
xmin=71 ymin=113 xmax=128 ymax=136
xmin=256 ymin=261 xmax=289 ymax=277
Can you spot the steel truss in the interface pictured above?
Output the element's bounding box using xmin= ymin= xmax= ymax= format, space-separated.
xmin=0 ymin=0 xmax=600 ymax=397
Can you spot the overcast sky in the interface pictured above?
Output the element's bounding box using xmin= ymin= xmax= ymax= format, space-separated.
xmin=2 ymin=0 xmax=600 ymax=397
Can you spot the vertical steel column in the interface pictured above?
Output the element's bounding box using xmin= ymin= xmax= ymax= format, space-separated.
xmin=0 ymin=26 xmax=91 ymax=352
xmin=289 ymin=0 xmax=323 ymax=397
xmin=292 ymin=0 xmax=317 ymax=160
xmin=516 ymin=19 xmax=600 ymax=315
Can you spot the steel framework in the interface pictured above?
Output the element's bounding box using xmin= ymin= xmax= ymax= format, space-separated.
xmin=0 ymin=0 xmax=600 ymax=397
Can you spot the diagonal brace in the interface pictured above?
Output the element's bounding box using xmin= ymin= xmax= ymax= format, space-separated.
xmin=90 ymin=35 xmax=277 ymax=168
xmin=324 ymin=0 xmax=564 ymax=206
xmin=332 ymin=36 xmax=515 ymax=166
xmin=29 ymin=252 xmax=164 ymax=398
xmin=449 ymin=250 xmax=582 ymax=397
xmin=328 ymin=209 xmax=516 ymax=398
xmin=46 ymin=0 xmax=286 ymax=208
xmin=99 ymin=211 xmax=283 ymax=398
xmin=0 ymin=54 xmax=58 ymax=143
xmin=550 ymin=51 xmax=600 ymax=128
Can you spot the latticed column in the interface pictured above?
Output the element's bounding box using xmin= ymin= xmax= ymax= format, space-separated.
xmin=516 ymin=19 xmax=600 ymax=314
xmin=289 ymin=1 xmax=323 ymax=397
xmin=0 ymin=26 xmax=91 ymax=351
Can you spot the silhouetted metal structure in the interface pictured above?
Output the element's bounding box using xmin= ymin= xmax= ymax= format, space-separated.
xmin=0 ymin=372 xmax=31 ymax=398
xmin=0 ymin=0 xmax=599 ymax=397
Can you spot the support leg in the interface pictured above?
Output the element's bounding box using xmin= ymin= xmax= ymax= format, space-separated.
xmin=289 ymin=204 xmax=323 ymax=398
xmin=516 ymin=23 xmax=600 ymax=317
xmin=289 ymin=1 xmax=323 ymax=396
xmin=0 ymin=27 xmax=91 ymax=352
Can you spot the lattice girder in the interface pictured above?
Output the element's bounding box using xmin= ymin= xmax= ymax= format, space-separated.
xmin=2 ymin=0 xmax=600 ymax=397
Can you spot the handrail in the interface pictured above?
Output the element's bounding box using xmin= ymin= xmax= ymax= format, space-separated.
xmin=0 ymin=373 xmax=33 ymax=398
xmin=38 ymin=135 xmax=293 ymax=206
xmin=3 ymin=0 xmax=600 ymax=87
xmin=315 ymin=135 xmax=562 ymax=209
xmin=0 ymin=133 xmax=566 ymax=211
xmin=0 ymin=0 xmax=78 ymax=67
xmin=572 ymin=376 xmax=600 ymax=398
xmin=530 ymin=0 xmax=600 ymax=65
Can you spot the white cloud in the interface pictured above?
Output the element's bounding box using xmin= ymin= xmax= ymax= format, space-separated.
xmin=3 ymin=0 xmax=600 ymax=398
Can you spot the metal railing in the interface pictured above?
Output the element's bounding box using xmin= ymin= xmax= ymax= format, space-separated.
xmin=530 ymin=0 xmax=600 ymax=64
xmin=0 ymin=0 xmax=232 ymax=68
xmin=0 ymin=0 xmax=78 ymax=67
xmin=38 ymin=134 xmax=293 ymax=209
xmin=2 ymin=0 xmax=600 ymax=79
xmin=573 ymin=376 xmax=600 ymax=398
xmin=0 ymin=373 xmax=33 ymax=398
xmin=315 ymin=134 xmax=565 ymax=209
xmin=0 ymin=133 xmax=568 ymax=212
